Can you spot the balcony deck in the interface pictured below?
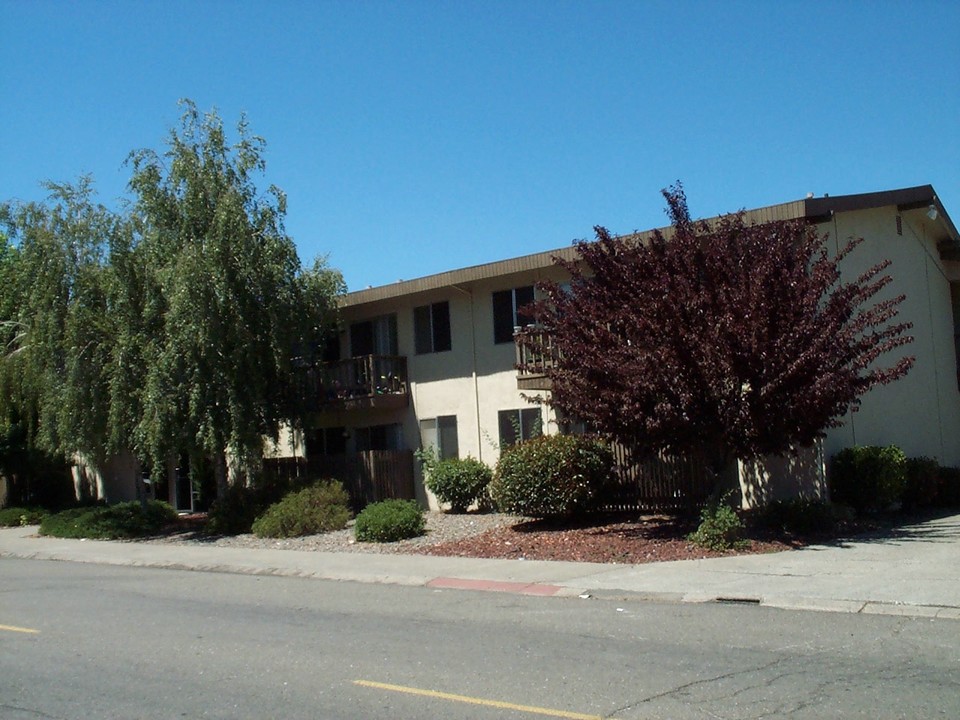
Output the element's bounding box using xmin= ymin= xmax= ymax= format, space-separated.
xmin=515 ymin=327 xmax=557 ymax=391
xmin=303 ymin=354 xmax=409 ymax=411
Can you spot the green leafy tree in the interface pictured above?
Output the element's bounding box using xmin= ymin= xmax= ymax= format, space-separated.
xmin=127 ymin=101 xmax=343 ymax=495
xmin=0 ymin=179 xmax=124 ymax=462
xmin=2 ymin=102 xmax=343 ymax=505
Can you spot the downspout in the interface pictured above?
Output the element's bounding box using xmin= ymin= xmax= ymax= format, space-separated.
xmin=452 ymin=284 xmax=483 ymax=463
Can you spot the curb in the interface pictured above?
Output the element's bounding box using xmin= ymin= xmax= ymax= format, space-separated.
xmin=3 ymin=536 xmax=959 ymax=622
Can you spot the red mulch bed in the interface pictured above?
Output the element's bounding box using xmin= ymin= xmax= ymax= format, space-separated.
xmin=414 ymin=512 xmax=866 ymax=565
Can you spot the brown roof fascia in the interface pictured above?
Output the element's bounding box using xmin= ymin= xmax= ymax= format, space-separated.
xmin=342 ymin=185 xmax=957 ymax=308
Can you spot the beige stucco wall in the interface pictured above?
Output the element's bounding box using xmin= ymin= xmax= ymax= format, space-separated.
xmin=738 ymin=444 xmax=827 ymax=510
xmin=71 ymin=452 xmax=144 ymax=503
xmin=295 ymin=201 xmax=960 ymax=507
xmin=821 ymin=206 xmax=960 ymax=467
xmin=320 ymin=269 xmax=565 ymax=508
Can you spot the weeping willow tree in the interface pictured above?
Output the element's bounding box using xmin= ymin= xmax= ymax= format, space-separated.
xmin=127 ymin=100 xmax=343 ymax=496
xmin=0 ymin=179 xmax=123 ymax=460
xmin=1 ymin=101 xmax=343 ymax=503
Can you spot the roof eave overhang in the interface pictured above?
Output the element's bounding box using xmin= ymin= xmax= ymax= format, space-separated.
xmin=342 ymin=185 xmax=959 ymax=308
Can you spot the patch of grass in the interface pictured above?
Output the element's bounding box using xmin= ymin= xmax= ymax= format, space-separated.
xmin=39 ymin=501 xmax=178 ymax=539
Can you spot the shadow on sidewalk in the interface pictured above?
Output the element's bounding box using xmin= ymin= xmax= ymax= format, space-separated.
xmin=798 ymin=508 xmax=960 ymax=551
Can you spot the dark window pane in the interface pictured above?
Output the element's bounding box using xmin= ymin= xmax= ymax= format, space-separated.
xmin=350 ymin=320 xmax=374 ymax=357
xmin=498 ymin=410 xmax=519 ymax=448
xmin=520 ymin=407 xmax=542 ymax=441
xmin=324 ymin=427 xmax=347 ymax=455
xmin=493 ymin=290 xmax=515 ymax=344
xmin=515 ymin=285 xmax=535 ymax=327
xmin=432 ymin=301 xmax=451 ymax=352
xmin=305 ymin=430 xmax=324 ymax=458
xmin=414 ymin=305 xmax=432 ymax=354
xmin=355 ymin=427 xmax=371 ymax=452
xmin=438 ymin=415 xmax=458 ymax=460
xmin=379 ymin=314 xmax=398 ymax=356
xmin=322 ymin=331 xmax=341 ymax=363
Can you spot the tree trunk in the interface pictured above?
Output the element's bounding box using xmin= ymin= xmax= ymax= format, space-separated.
xmin=214 ymin=450 xmax=229 ymax=500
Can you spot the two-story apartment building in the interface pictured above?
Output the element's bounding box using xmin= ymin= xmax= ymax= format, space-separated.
xmin=273 ymin=185 xmax=960 ymax=510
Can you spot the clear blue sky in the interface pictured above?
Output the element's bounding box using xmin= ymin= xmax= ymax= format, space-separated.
xmin=3 ymin=1 xmax=958 ymax=291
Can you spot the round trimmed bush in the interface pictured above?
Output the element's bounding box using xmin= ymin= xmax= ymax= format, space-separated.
xmin=830 ymin=445 xmax=907 ymax=513
xmin=354 ymin=499 xmax=425 ymax=542
xmin=426 ymin=457 xmax=492 ymax=513
xmin=251 ymin=480 xmax=352 ymax=538
xmin=490 ymin=434 xmax=614 ymax=517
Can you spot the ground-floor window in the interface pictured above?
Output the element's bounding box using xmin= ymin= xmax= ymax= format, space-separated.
xmin=420 ymin=415 xmax=459 ymax=460
xmin=498 ymin=407 xmax=542 ymax=448
xmin=355 ymin=423 xmax=404 ymax=452
xmin=306 ymin=427 xmax=347 ymax=457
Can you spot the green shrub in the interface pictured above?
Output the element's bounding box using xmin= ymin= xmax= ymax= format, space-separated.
xmin=425 ymin=457 xmax=492 ymax=513
xmin=688 ymin=495 xmax=746 ymax=551
xmin=39 ymin=501 xmax=178 ymax=539
xmin=490 ymin=434 xmax=613 ymax=518
xmin=902 ymin=457 xmax=940 ymax=510
xmin=829 ymin=445 xmax=907 ymax=513
xmin=251 ymin=480 xmax=352 ymax=538
xmin=937 ymin=467 xmax=960 ymax=507
xmin=0 ymin=506 xmax=48 ymax=527
xmin=755 ymin=498 xmax=836 ymax=535
xmin=205 ymin=467 xmax=313 ymax=536
xmin=206 ymin=483 xmax=267 ymax=535
xmin=354 ymin=499 xmax=425 ymax=542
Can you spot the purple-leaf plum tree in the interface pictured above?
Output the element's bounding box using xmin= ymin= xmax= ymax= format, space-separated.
xmin=518 ymin=184 xmax=914 ymax=474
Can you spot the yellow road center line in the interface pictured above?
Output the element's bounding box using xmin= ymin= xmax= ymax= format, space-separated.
xmin=354 ymin=679 xmax=602 ymax=720
xmin=0 ymin=624 xmax=40 ymax=634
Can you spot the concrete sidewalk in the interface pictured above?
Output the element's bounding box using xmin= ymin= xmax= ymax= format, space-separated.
xmin=2 ymin=513 xmax=959 ymax=620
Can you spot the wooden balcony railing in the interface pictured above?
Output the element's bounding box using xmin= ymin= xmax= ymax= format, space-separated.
xmin=515 ymin=327 xmax=560 ymax=390
xmin=302 ymin=355 xmax=409 ymax=411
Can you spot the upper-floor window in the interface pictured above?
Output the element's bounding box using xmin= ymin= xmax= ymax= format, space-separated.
xmin=493 ymin=285 xmax=535 ymax=344
xmin=350 ymin=314 xmax=397 ymax=357
xmin=414 ymin=301 xmax=452 ymax=354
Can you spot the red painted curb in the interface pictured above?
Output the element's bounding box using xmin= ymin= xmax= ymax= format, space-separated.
xmin=427 ymin=577 xmax=563 ymax=596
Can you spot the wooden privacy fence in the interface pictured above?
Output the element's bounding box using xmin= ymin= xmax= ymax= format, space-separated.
xmin=599 ymin=444 xmax=716 ymax=512
xmin=263 ymin=450 xmax=415 ymax=511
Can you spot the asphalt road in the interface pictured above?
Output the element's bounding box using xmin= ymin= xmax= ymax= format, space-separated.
xmin=1 ymin=558 xmax=957 ymax=719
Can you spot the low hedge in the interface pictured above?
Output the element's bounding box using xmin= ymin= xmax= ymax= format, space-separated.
xmin=937 ymin=467 xmax=960 ymax=507
xmin=39 ymin=501 xmax=178 ymax=539
xmin=902 ymin=457 xmax=940 ymax=510
xmin=829 ymin=445 xmax=906 ymax=513
xmin=0 ymin=506 xmax=48 ymax=527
